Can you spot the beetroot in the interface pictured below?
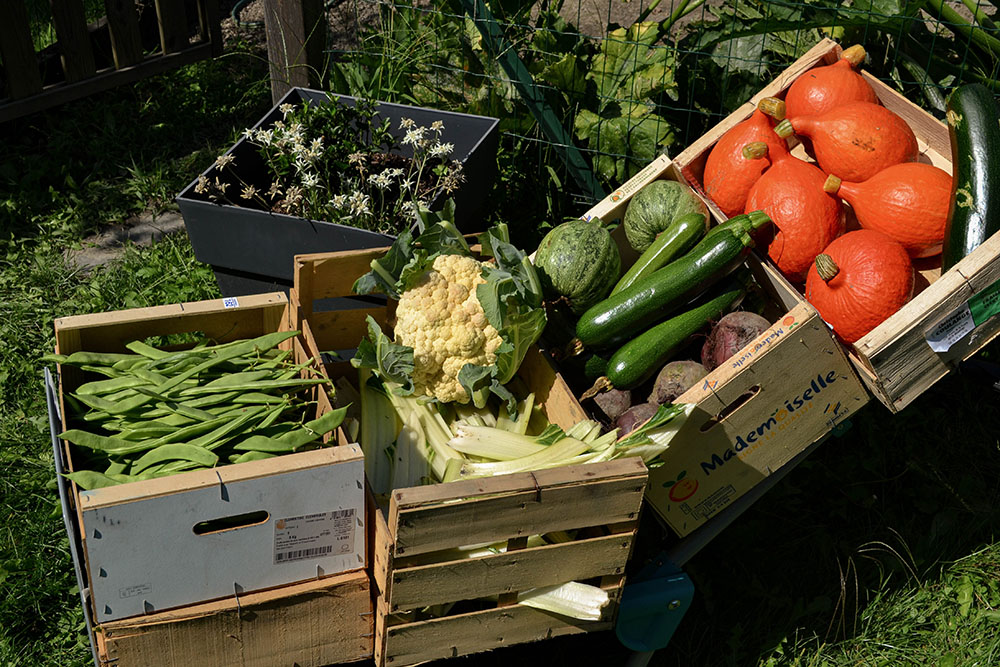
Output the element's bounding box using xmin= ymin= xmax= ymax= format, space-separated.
xmin=701 ymin=311 xmax=771 ymax=371
xmin=615 ymin=402 xmax=659 ymax=436
xmin=649 ymin=360 xmax=707 ymax=405
xmin=592 ymin=387 xmax=632 ymax=422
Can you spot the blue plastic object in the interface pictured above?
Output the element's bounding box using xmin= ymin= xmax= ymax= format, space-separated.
xmin=616 ymin=556 xmax=694 ymax=653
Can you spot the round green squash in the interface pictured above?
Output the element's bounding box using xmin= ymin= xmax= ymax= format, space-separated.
xmin=623 ymin=179 xmax=709 ymax=252
xmin=534 ymin=219 xmax=621 ymax=314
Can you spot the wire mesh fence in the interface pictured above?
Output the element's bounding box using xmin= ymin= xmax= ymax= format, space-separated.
xmin=322 ymin=0 xmax=1000 ymax=218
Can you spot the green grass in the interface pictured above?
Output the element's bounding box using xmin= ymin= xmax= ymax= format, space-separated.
xmin=3 ymin=8 xmax=1000 ymax=667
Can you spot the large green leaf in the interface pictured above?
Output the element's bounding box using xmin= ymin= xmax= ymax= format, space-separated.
xmin=589 ymin=22 xmax=678 ymax=104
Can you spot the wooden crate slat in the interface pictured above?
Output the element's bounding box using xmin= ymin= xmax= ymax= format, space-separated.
xmin=388 ymin=532 xmax=634 ymax=612
xmin=380 ymin=601 xmax=613 ymax=666
xmin=54 ymin=293 xmax=286 ymax=355
xmin=99 ymin=569 xmax=372 ymax=666
xmin=154 ymin=0 xmax=188 ymax=54
xmin=305 ymin=306 xmax=392 ymax=351
xmin=49 ymin=0 xmax=98 ymax=83
xmin=295 ymin=248 xmax=392 ymax=303
xmin=0 ymin=1 xmax=43 ymax=99
xmin=391 ymin=473 xmax=646 ymax=557
xmin=104 ymin=0 xmax=143 ymax=68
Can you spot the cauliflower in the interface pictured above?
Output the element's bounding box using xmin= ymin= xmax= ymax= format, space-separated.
xmin=394 ymin=254 xmax=503 ymax=403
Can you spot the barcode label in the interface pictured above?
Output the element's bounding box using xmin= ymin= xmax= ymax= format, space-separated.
xmin=273 ymin=509 xmax=356 ymax=565
xmin=222 ymin=297 xmax=239 ymax=309
xmin=275 ymin=544 xmax=334 ymax=563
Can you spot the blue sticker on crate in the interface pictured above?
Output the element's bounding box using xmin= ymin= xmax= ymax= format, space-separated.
xmin=223 ymin=297 xmax=240 ymax=309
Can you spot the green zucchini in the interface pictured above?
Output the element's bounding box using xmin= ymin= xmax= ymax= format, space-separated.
xmin=611 ymin=212 xmax=707 ymax=295
xmin=941 ymin=83 xmax=1000 ymax=271
xmin=575 ymin=216 xmax=767 ymax=348
xmin=704 ymin=209 xmax=771 ymax=241
xmin=606 ymin=277 xmax=747 ymax=389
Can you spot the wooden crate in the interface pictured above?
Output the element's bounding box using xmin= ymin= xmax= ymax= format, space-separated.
xmin=292 ymin=248 xmax=648 ymax=666
xmin=581 ymin=154 xmax=869 ymax=537
xmin=94 ymin=569 xmax=372 ymax=667
xmin=674 ymin=37 xmax=1000 ymax=413
xmin=49 ymin=293 xmax=369 ymax=647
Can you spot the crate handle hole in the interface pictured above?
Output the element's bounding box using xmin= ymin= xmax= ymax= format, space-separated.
xmin=193 ymin=510 xmax=270 ymax=535
xmin=699 ymin=385 xmax=761 ymax=432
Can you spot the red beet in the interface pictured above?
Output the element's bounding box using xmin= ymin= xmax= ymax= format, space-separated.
xmin=649 ymin=360 xmax=707 ymax=405
xmin=701 ymin=311 xmax=771 ymax=371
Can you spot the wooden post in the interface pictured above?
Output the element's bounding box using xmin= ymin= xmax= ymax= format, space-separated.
xmin=263 ymin=0 xmax=326 ymax=103
xmin=0 ymin=1 xmax=43 ymax=99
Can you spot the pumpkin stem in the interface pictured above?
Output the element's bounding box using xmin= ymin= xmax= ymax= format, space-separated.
xmin=822 ymin=174 xmax=842 ymax=194
xmin=742 ymin=141 xmax=769 ymax=160
xmin=758 ymin=97 xmax=786 ymax=121
xmin=841 ymin=44 xmax=867 ymax=68
xmin=815 ymin=254 xmax=840 ymax=282
xmin=774 ymin=119 xmax=795 ymax=139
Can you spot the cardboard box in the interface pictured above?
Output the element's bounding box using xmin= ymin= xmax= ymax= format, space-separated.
xmin=674 ymin=38 xmax=1000 ymax=413
xmin=292 ymin=248 xmax=647 ymax=666
xmin=580 ymin=154 xmax=870 ymax=537
xmin=48 ymin=293 xmax=367 ymax=626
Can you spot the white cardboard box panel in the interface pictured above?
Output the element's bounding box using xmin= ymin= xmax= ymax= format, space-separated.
xmin=81 ymin=440 xmax=365 ymax=623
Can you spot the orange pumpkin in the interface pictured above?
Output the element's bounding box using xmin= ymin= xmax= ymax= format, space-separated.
xmin=703 ymin=110 xmax=790 ymax=217
xmin=744 ymin=151 xmax=845 ymax=283
xmin=823 ymin=162 xmax=952 ymax=258
xmin=774 ymin=101 xmax=918 ymax=182
xmin=805 ymin=229 xmax=914 ymax=344
xmin=784 ymin=45 xmax=878 ymax=119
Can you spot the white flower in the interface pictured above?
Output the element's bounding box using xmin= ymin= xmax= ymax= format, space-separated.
xmin=310 ymin=137 xmax=324 ymax=153
xmin=194 ymin=174 xmax=210 ymax=194
xmin=430 ymin=120 xmax=444 ymax=131
xmin=399 ymin=118 xmax=416 ymax=129
xmin=402 ymin=127 xmax=425 ymax=147
xmin=348 ymin=152 xmax=366 ymax=167
xmin=399 ymin=177 xmax=414 ymax=192
xmin=301 ymin=171 xmax=320 ymax=189
xmin=368 ymin=172 xmax=393 ymax=190
xmin=241 ymin=184 xmax=259 ymax=200
xmin=280 ymin=103 xmax=296 ymax=117
xmin=242 ymin=128 xmax=255 ymax=140
xmin=214 ymin=153 xmax=236 ymax=169
xmin=254 ymin=129 xmax=273 ymax=145
xmin=387 ymin=168 xmax=404 ymax=178
xmin=331 ymin=194 xmax=348 ymax=209
xmin=348 ymin=191 xmax=371 ymax=216
xmin=429 ymin=142 xmax=454 ymax=158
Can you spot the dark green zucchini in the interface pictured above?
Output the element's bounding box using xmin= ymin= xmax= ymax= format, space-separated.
xmin=611 ymin=212 xmax=707 ymax=295
xmin=574 ymin=218 xmax=767 ymax=348
xmin=704 ymin=209 xmax=771 ymax=241
xmin=941 ymin=83 xmax=1000 ymax=271
xmin=606 ymin=276 xmax=748 ymax=389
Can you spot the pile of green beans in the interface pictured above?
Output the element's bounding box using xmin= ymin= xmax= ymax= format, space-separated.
xmin=43 ymin=331 xmax=346 ymax=490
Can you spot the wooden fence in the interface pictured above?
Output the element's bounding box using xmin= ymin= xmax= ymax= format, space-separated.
xmin=0 ymin=0 xmax=222 ymax=123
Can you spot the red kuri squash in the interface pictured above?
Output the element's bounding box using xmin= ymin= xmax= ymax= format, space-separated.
xmin=703 ymin=110 xmax=790 ymax=217
xmin=774 ymin=101 xmax=918 ymax=182
xmin=784 ymin=45 xmax=878 ymax=119
xmin=805 ymin=229 xmax=914 ymax=344
xmin=744 ymin=146 xmax=844 ymax=283
xmin=823 ymin=162 xmax=951 ymax=258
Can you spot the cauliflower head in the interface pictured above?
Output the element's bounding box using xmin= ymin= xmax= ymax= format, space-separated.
xmin=394 ymin=254 xmax=504 ymax=403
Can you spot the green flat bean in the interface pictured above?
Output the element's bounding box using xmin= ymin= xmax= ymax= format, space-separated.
xmin=178 ymin=378 xmax=328 ymax=396
xmin=125 ymin=340 xmax=171 ymax=359
xmin=188 ymin=405 xmax=269 ymax=450
xmin=232 ymin=392 xmax=296 ymax=405
xmin=76 ymin=376 xmax=150 ymax=396
xmin=64 ymin=470 xmax=122 ymax=490
xmin=71 ymin=391 xmax=154 ymax=415
xmin=131 ymin=444 xmax=218 ymax=474
xmin=60 ymin=429 xmax=158 ymax=456
xmin=233 ymin=406 xmax=347 ymax=452
xmin=201 ymin=369 xmax=274 ymax=388
xmin=230 ymin=451 xmax=276 ymax=464
xmin=64 ymin=351 xmax=143 ymax=366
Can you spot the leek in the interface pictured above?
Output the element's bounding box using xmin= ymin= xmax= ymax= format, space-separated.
xmin=359 ymin=368 xmax=398 ymax=499
xmin=516 ymin=582 xmax=609 ymax=621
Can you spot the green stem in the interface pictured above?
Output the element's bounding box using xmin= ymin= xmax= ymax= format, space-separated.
xmin=636 ymin=0 xmax=667 ymax=26
xmin=896 ymin=51 xmax=947 ymax=113
xmin=960 ymin=0 xmax=997 ymax=30
xmin=923 ymin=0 xmax=1000 ymax=59
xmin=660 ymin=0 xmax=705 ymax=35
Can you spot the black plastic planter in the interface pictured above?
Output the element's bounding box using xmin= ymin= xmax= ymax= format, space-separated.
xmin=176 ymin=88 xmax=500 ymax=296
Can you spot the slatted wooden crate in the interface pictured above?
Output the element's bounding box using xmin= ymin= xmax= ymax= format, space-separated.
xmin=0 ymin=0 xmax=221 ymax=122
xmin=580 ymin=154 xmax=869 ymax=537
xmin=292 ymin=247 xmax=648 ymax=666
xmin=47 ymin=292 xmax=373 ymax=665
xmin=674 ymin=38 xmax=1000 ymax=413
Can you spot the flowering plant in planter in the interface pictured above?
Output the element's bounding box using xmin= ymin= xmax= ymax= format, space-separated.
xmin=194 ymin=96 xmax=466 ymax=235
